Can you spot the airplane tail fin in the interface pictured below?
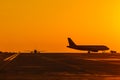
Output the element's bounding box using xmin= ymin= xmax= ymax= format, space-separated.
xmin=68 ymin=38 xmax=76 ymax=46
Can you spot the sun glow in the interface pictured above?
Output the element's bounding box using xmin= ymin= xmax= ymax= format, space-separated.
xmin=0 ymin=0 xmax=120 ymax=52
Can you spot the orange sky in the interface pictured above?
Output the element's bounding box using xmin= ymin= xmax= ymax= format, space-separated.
xmin=0 ymin=0 xmax=120 ymax=52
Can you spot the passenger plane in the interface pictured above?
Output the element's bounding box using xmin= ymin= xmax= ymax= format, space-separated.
xmin=67 ymin=38 xmax=109 ymax=53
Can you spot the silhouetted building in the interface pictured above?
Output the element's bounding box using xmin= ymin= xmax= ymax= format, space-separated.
xmin=110 ymin=50 xmax=117 ymax=53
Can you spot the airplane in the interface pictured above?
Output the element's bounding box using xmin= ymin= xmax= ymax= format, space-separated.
xmin=67 ymin=38 xmax=109 ymax=53
xmin=23 ymin=49 xmax=45 ymax=54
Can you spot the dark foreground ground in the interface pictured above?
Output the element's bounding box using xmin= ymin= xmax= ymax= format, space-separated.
xmin=0 ymin=53 xmax=120 ymax=80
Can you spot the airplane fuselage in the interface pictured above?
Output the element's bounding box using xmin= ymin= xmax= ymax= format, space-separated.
xmin=67 ymin=45 xmax=109 ymax=52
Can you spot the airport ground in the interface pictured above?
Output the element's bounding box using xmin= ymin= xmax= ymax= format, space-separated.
xmin=0 ymin=53 xmax=120 ymax=80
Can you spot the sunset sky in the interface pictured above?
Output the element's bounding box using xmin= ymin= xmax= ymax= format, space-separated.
xmin=0 ymin=0 xmax=120 ymax=52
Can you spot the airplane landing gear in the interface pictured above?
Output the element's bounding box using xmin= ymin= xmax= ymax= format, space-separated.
xmin=102 ymin=51 xmax=105 ymax=53
xmin=88 ymin=51 xmax=90 ymax=54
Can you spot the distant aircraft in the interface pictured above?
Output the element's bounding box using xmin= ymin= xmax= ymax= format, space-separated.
xmin=32 ymin=49 xmax=45 ymax=54
xmin=67 ymin=38 xmax=109 ymax=53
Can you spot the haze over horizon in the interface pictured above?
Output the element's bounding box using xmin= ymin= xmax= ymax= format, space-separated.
xmin=0 ymin=0 xmax=120 ymax=52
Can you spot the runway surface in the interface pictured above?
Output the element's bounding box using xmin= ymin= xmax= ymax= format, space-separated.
xmin=0 ymin=53 xmax=120 ymax=80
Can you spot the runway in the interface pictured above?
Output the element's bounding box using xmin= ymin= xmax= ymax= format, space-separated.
xmin=0 ymin=53 xmax=120 ymax=80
